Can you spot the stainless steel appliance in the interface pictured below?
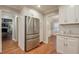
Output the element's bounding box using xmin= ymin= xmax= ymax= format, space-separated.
xmin=25 ymin=16 xmax=40 ymax=51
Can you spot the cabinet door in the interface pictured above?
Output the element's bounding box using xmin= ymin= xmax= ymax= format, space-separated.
xmin=59 ymin=6 xmax=76 ymax=24
xmin=66 ymin=6 xmax=75 ymax=23
xmin=67 ymin=37 xmax=79 ymax=54
xmin=56 ymin=35 xmax=64 ymax=53
xmin=59 ymin=6 xmax=67 ymax=24
xmin=75 ymin=6 xmax=79 ymax=22
xmin=62 ymin=37 xmax=70 ymax=54
xmin=63 ymin=6 xmax=69 ymax=24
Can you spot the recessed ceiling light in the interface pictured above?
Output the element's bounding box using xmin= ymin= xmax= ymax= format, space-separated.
xmin=37 ymin=5 xmax=40 ymax=7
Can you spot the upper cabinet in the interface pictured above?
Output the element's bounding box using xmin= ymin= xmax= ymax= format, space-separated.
xmin=59 ymin=5 xmax=79 ymax=24
xmin=75 ymin=6 xmax=79 ymax=22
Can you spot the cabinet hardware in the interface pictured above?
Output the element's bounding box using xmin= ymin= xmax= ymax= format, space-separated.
xmin=64 ymin=43 xmax=68 ymax=46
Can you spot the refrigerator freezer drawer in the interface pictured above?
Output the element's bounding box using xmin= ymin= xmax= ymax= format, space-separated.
xmin=26 ymin=38 xmax=39 ymax=51
xmin=26 ymin=35 xmax=34 ymax=39
xmin=26 ymin=34 xmax=39 ymax=39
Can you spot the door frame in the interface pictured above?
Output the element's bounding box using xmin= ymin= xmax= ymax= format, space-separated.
xmin=1 ymin=15 xmax=15 ymax=53
xmin=1 ymin=18 xmax=13 ymax=52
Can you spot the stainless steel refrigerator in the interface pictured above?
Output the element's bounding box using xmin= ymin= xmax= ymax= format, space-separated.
xmin=25 ymin=16 xmax=40 ymax=51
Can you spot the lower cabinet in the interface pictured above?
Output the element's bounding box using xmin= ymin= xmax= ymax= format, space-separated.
xmin=56 ymin=35 xmax=79 ymax=54
xmin=56 ymin=35 xmax=64 ymax=53
xmin=66 ymin=37 xmax=79 ymax=53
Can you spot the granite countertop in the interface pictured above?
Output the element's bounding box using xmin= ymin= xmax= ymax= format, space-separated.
xmin=56 ymin=33 xmax=79 ymax=38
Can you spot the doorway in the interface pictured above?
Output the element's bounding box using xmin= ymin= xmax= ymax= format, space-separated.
xmin=46 ymin=15 xmax=59 ymax=53
xmin=49 ymin=18 xmax=59 ymax=48
xmin=2 ymin=18 xmax=18 ymax=53
xmin=51 ymin=19 xmax=59 ymax=36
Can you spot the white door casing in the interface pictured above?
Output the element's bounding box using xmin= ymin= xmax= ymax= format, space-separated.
xmin=0 ymin=10 xmax=2 ymax=52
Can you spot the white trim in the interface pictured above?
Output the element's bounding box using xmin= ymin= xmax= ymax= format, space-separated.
xmin=0 ymin=10 xmax=2 ymax=52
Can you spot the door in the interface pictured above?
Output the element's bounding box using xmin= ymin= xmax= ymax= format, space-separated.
xmin=26 ymin=16 xmax=34 ymax=35
xmin=63 ymin=37 xmax=79 ymax=54
xmin=67 ymin=37 xmax=79 ymax=54
xmin=56 ymin=35 xmax=64 ymax=53
xmin=33 ymin=18 xmax=39 ymax=39
xmin=59 ymin=6 xmax=67 ymax=24
xmin=33 ymin=18 xmax=39 ymax=34
xmin=66 ymin=6 xmax=75 ymax=23
xmin=63 ymin=36 xmax=69 ymax=54
xmin=75 ymin=6 xmax=79 ymax=22
xmin=25 ymin=16 xmax=34 ymax=40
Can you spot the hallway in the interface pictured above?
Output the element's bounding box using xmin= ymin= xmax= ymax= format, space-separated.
xmin=2 ymin=36 xmax=56 ymax=54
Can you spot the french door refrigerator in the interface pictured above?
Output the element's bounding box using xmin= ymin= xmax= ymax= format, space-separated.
xmin=25 ymin=16 xmax=40 ymax=51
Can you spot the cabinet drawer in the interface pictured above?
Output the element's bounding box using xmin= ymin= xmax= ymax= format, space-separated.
xmin=26 ymin=34 xmax=39 ymax=39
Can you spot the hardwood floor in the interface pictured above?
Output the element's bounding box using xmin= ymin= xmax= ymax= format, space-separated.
xmin=48 ymin=35 xmax=57 ymax=54
xmin=2 ymin=37 xmax=25 ymax=54
xmin=2 ymin=35 xmax=57 ymax=54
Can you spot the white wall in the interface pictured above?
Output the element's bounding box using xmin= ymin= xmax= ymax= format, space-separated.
xmin=18 ymin=14 xmax=25 ymax=50
xmin=18 ymin=7 xmax=44 ymax=51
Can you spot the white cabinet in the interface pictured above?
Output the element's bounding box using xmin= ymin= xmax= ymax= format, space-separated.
xmin=56 ymin=35 xmax=64 ymax=53
xmin=63 ymin=37 xmax=79 ymax=54
xmin=57 ymin=35 xmax=79 ymax=54
xmin=66 ymin=6 xmax=75 ymax=23
xmin=75 ymin=6 xmax=79 ymax=22
xmin=59 ymin=6 xmax=79 ymax=24
xmin=59 ymin=6 xmax=67 ymax=24
xmin=66 ymin=37 xmax=79 ymax=53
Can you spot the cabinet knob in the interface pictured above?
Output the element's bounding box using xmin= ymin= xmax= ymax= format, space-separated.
xmin=64 ymin=43 xmax=65 ymax=46
xmin=64 ymin=43 xmax=68 ymax=46
xmin=64 ymin=38 xmax=67 ymax=40
xmin=76 ymin=19 xmax=78 ymax=22
xmin=65 ymin=43 xmax=68 ymax=46
xmin=64 ymin=20 xmax=67 ymax=23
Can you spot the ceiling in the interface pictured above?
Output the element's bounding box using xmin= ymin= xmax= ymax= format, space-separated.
xmin=26 ymin=5 xmax=59 ymax=14
xmin=0 ymin=5 xmax=59 ymax=14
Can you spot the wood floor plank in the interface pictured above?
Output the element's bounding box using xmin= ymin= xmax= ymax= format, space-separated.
xmin=2 ymin=35 xmax=57 ymax=54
